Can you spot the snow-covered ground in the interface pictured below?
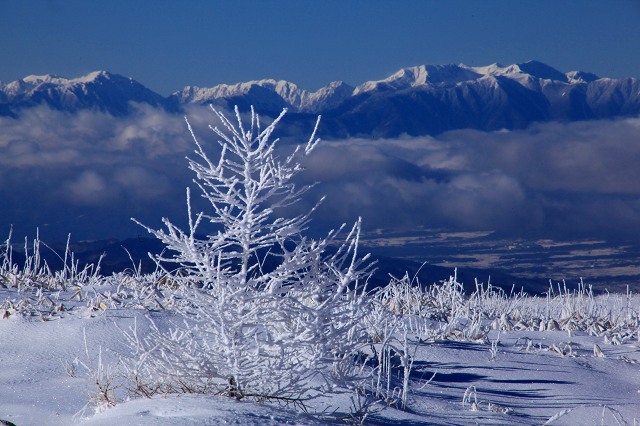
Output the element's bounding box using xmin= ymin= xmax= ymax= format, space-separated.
xmin=2 ymin=284 xmax=640 ymax=425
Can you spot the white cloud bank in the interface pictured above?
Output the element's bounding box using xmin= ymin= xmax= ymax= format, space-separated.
xmin=299 ymin=116 xmax=640 ymax=240
xmin=1 ymin=105 xmax=639 ymax=242
xmin=0 ymin=105 xmax=204 ymax=240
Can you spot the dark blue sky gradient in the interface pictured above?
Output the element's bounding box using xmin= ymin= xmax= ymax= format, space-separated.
xmin=1 ymin=0 xmax=639 ymax=95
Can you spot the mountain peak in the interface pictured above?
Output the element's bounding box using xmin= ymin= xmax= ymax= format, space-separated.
xmin=515 ymin=60 xmax=567 ymax=82
xmin=354 ymin=60 xmax=578 ymax=96
xmin=173 ymin=78 xmax=355 ymax=114
xmin=1 ymin=70 xmax=171 ymax=116
xmin=18 ymin=71 xmax=127 ymax=88
xmin=75 ymin=70 xmax=114 ymax=82
xmin=566 ymin=70 xmax=600 ymax=83
xmin=22 ymin=73 xmax=66 ymax=85
xmin=354 ymin=63 xmax=482 ymax=95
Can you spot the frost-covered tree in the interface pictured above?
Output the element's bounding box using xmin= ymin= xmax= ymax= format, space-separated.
xmin=127 ymin=106 xmax=372 ymax=402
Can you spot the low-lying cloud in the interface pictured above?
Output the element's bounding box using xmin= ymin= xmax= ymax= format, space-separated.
xmin=1 ymin=104 xmax=639 ymax=242
xmin=299 ymin=117 xmax=640 ymax=240
xmin=0 ymin=105 xmax=218 ymax=240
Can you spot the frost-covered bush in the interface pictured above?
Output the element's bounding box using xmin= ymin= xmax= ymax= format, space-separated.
xmin=0 ymin=230 xmax=114 ymax=319
xmin=0 ymin=227 xmax=181 ymax=321
xmin=377 ymin=270 xmax=640 ymax=345
xmin=125 ymin=106 xmax=373 ymax=402
xmin=0 ymin=230 xmax=103 ymax=292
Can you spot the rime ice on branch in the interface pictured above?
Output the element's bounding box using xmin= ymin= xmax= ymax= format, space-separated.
xmin=129 ymin=106 xmax=373 ymax=401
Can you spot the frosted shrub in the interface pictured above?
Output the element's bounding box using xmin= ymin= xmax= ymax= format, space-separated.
xmin=0 ymin=230 xmax=124 ymax=319
xmin=376 ymin=270 xmax=488 ymax=341
xmin=126 ymin=106 xmax=373 ymax=403
xmin=377 ymin=268 xmax=640 ymax=346
xmin=0 ymin=230 xmax=103 ymax=292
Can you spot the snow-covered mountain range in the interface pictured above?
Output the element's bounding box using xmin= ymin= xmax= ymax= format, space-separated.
xmin=0 ymin=71 xmax=173 ymax=116
xmin=2 ymin=60 xmax=639 ymax=136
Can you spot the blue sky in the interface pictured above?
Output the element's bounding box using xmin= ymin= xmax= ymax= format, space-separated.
xmin=1 ymin=0 xmax=639 ymax=95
